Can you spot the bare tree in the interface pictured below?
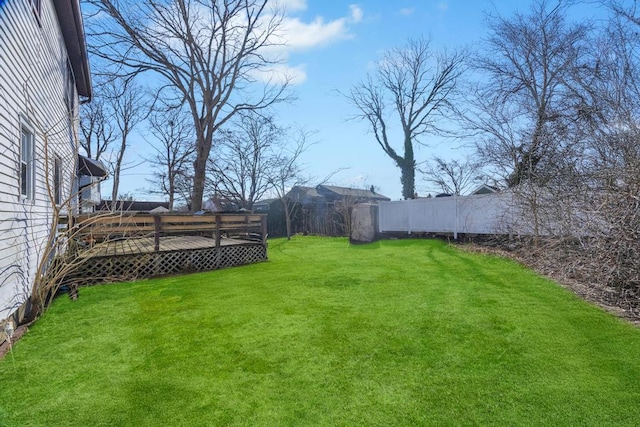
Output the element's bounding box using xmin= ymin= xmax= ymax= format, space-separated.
xmin=421 ymin=156 xmax=485 ymax=195
xmin=462 ymin=3 xmax=640 ymax=315
xmin=610 ymin=0 xmax=640 ymax=25
xmin=571 ymin=10 xmax=640 ymax=294
xmin=174 ymin=172 xmax=194 ymax=211
xmin=86 ymin=0 xmax=292 ymax=211
xmin=207 ymin=111 xmax=284 ymax=210
xmin=108 ymin=78 xmax=149 ymax=203
xmin=467 ymin=0 xmax=590 ymax=188
xmin=145 ymin=109 xmax=195 ymax=210
xmin=79 ymin=83 xmax=116 ymax=162
xmin=269 ymin=130 xmax=311 ymax=240
xmin=345 ymin=37 xmax=464 ymax=199
xmin=460 ymin=1 xmax=593 ymax=243
xmin=333 ymin=195 xmax=358 ymax=237
xmin=79 ymin=77 xmax=148 ymax=204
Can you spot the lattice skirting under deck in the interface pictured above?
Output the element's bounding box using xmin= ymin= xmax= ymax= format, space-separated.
xmin=68 ymin=243 xmax=267 ymax=285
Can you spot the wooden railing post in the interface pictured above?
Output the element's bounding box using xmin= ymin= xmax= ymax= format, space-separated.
xmin=261 ymin=215 xmax=267 ymax=242
xmin=154 ymin=215 xmax=161 ymax=252
xmin=214 ymin=214 xmax=221 ymax=268
xmin=214 ymin=214 xmax=221 ymax=247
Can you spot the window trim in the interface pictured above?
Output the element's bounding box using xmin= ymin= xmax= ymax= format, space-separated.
xmin=20 ymin=122 xmax=36 ymax=202
xmin=54 ymin=155 xmax=62 ymax=206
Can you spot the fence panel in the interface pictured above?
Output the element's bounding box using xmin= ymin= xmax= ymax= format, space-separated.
xmin=379 ymin=193 xmax=514 ymax=235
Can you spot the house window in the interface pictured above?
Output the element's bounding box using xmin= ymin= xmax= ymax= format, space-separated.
xmin=54 ymin=156 xmax=62 ymax=205
xmin=20 ymin=126 xmax=35 ymax=200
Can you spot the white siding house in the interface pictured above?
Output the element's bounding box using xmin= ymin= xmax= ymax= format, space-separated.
xmin=0 ymin=0 xmax=92 ymax=322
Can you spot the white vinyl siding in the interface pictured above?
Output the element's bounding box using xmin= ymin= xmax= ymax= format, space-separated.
xmin=0 ymin=0 xmax=81 ymax=320
xmin=30 ymin=0 xmax=43 ymax=25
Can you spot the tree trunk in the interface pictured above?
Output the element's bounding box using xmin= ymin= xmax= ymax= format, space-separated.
xmin=399 ymin=133 xmax=416 ymax=199
xmin=398 ymin=153 xmax=416 ymax=199
xmin=400 ymin=166 xmax=415 ymax=199
xmin=191 ymin=164 xmax=205 ymax=211
xmin=111 ymin=140 xmax=125 ymax=203
xmin=168 ymin=180 xmax=174 ymax=211
xmin=111 ymin=172 xmax=119 ymax=204
xmin=191 ymin=139 xmax=209 ymax=212
xmin=282 ymin=198 xmax=292 ymax=240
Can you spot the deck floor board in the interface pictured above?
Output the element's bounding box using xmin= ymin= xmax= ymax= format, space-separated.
xmin=79 ymin=236 xmax=254 ymax=258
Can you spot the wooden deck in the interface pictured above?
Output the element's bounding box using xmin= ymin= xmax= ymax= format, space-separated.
xmin=79 ymin=235 xmax=252 ymax=258
xmin=64 ymin=213 xmax=268 ymax=285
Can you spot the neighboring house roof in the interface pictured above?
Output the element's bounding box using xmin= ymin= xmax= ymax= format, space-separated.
xmin=286 ymin=184 xmax=391 ymax=206
xmin=286 ymin=186 xmax=322 ymax=204
xmin=317 ymin=185 xmax=390 ymax=201
xmin=254 ymin=198 xmax=279 ymax=206
xmin=53 ymin=0 xmax=92 ymax=98
xmin=203 ymin=197 xmax=240 ymax=212
xmin=253 ymin=198 xmax=279 ymax=212
xmin=470 ymin=184 xmax=500 ymax=195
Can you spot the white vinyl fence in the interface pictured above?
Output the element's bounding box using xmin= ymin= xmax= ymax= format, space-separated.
xmin=378 ymin=193 xmax=515 ymax=237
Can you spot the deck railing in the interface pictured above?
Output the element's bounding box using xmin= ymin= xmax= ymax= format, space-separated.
xmin=66 ymin=212 xmax=267 ymax=252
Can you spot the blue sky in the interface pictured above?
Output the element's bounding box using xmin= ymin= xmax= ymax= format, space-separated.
xmin=111 ymin=0 xmax=609 ymax=201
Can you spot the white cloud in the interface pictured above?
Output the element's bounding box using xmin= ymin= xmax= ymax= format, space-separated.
xmin=399 ymin=7 xmax=415 ymax=16
xmin=277 ymin=4 xmax=363 ymax=52
xmin=118 ymin=1 xmax=357 ymax=87
xmin=279 ymin=16 xmax=351 ymax=51
xmin=277 ymin=0 xmax=307 ymax=13
xmin=349 ymin=4 xmax=364 ymax=23
xmin=251 ymin=63 xmax=308 ymax=86
xmin=255 ymin=4 xmax=363 ymax=85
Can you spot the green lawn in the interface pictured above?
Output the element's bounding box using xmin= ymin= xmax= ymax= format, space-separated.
xmin=1 ymin=237 xmax=639 ymax=426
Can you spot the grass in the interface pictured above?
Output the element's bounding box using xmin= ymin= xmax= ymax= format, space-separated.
xmin=0 ymin=236 xmax=639 ymax=426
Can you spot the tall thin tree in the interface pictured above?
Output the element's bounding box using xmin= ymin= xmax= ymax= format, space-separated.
xmin=108 ymin=78 xmax=148 ymax=203
xmin=269 ymin=130 xmax=311 ymax=240
xmin=79 ymin=83 xmax=116 ymax=162
xmin=146 ymin=109 xmax=195 ymax=210
xmin=207 ymin=111 xmax=284 ymax=210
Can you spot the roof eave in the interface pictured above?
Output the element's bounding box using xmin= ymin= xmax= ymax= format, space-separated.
xmin=53 ymin=0 xmax=92 ymax=99
xmin=78 ymin=154 xmax=108 ymax=177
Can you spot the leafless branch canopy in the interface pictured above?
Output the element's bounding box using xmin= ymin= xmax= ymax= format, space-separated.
xmin=86 ymin=0 xmax=293 ymax=210
xmin=206 ymin=111 xmax=284 ymax=210
xmin=421 ymin=156 xmax=485 ymax=195
xmin=344 ymin=37 xmax=464 ymax=199
xmin=145 ymin=108 xmax=195 ymax=210
xmin=468 ymin=0 xmax=591 ymax=187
